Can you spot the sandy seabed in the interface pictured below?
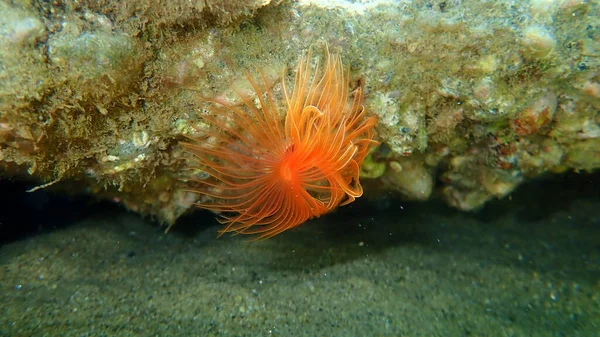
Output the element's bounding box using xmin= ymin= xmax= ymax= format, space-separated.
xmin=1 ymin=178 xmax=598 ymax=337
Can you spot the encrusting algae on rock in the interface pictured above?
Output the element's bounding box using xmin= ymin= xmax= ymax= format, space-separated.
xmin=182 ymin=49 xmax=378 ymax=240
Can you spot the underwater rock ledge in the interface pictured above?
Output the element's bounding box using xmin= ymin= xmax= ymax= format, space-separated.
xmin=0 ymin=0 xmax=598 ymax=224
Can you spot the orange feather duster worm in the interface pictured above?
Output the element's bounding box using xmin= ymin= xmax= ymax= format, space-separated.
xmin=182 ymin=50 xmax=378 ymax=240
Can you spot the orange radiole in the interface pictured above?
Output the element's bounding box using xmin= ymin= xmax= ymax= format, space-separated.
xmin=183 ymin=49 xmax=378 ymax=240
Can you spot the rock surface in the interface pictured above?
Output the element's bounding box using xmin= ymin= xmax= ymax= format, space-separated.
xmin=1 ymin=0 xmax=598 ymax=223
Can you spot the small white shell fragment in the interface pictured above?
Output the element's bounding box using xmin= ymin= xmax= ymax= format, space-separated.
xmin=521 ymin=25 xmax=556 ymax=59
xmin=132 ymin=131 xmax=150 ymax=148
